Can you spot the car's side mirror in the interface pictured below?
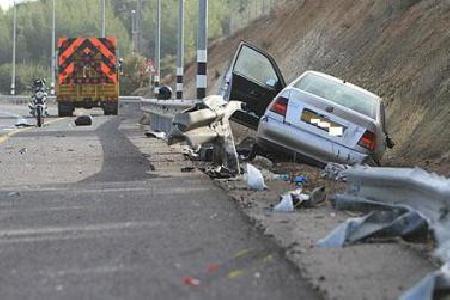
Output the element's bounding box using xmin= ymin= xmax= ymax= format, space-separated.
xmin=386 ymin=135 xmax=395 ymax=149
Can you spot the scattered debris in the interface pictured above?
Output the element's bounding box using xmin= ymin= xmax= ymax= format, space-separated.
xmin=271 ymin=174 xmax=290 ymax=181
xmin=15 ymin=118 xmax=32 ymax=127
xmin=206 ymin=166 xmax=233 ymax=179
xmin=183 ymin=276 xmax=201 ymax=287
xmin=318 ymin=198 xmax=429 ymax=248
xmin=252 ymin=155 xmax=273 ymax=170
xmin=74 ymin=115 xmax=93 ymax=126
xmin=246 ymin=163 xmax=266 ymax=191
xmin=293 ymin=175 xmax=308 ymax=187
xmin=168 ymin=95 xmax=243 ymax=176
xmin=180 ymin=167 xmax=196 ymax=173
xmin=274 ymin=194 xmax=295 ymax=212
xmin=320 ymin=162 xmax=349 ymax=181
xmin=7 ymin=191 xmax=21 ymax=197
xmin=309 ymin=186 xmax=327 ymax=207
xmin=236 ymin=137 xmax=257 ymax=161
xmin=145 ymin=131 xmax=167 ymax=140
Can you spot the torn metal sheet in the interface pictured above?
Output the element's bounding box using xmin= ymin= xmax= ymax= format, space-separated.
xmin=322 ymin=167 xmax=450 ymax=299
xmin=317 ymin=206 xmax=428 ymax=247
xmin=343 ymin=167 xmax=450 ymax=261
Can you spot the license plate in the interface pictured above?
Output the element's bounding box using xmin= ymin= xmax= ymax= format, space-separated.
xmin=301 ymin=108 xmax=346 ymax=137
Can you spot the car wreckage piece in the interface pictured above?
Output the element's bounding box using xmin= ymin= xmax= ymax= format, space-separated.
xmin=167 ymin=95 xmax=243 ymax=175
xmin=318 ymin=166 xmax=450 ymax=299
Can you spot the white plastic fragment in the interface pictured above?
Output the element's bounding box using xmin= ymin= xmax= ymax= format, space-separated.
xmin=274 ymin=194 xmax=294 ymax=212
xmin=246 ymin=163 xmax=266 ymax=191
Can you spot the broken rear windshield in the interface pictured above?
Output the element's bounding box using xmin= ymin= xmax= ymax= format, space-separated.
xmin=293 ymin=73 xmax=378 ymax=119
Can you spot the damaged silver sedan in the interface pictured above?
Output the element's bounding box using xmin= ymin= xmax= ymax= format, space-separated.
xmin=221 ymin=42 xmax=393 ymax=166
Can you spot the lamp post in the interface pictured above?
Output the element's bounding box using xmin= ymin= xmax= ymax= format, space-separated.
xmin=10 ymin=0 xmax=17 ymax=95
xmin=154 ymin=0 xmax=161 ymax=96
xmin=100 ymin=0 xmax=106 ymax=37
xmin=51 ymin=0 xmax=56 ymax=95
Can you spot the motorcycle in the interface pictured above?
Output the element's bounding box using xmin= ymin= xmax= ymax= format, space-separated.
xmin=29 ymin=79 xmax=48 ymax=127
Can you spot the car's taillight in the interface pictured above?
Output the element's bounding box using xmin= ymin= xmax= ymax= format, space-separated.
xmin=358 ymin=130 xmax=376 ymax=151
xmin=269 ymin=96 xmax=289 ymax=118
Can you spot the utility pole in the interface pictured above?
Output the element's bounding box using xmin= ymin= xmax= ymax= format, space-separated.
xmin=136 ymin=0 xmax=142 ymax=53
xmin=196 ymin=0 xmax=208 ymax=100
xmin=11 ymin=0 xmax=16 ymax=95
xmin=51 ymin=0 xmax=56 ymax=95
xmin=154 ymin=0 xmax=161 ymax=96
xmin=176 ymin=0 xmax=184 ymax=100
xmin=131 ymin=9 xmax=136 ymax=55
xmin=100 ymin=0 xmax=106 ymax=38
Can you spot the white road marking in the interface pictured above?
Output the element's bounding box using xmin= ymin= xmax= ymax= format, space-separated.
xmin=0 ymin=185 xmax=211 ymax=194
xmin=0 ymin=221 xmax=162 ymax=244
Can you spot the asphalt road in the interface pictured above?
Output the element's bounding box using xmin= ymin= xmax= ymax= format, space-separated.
xmin=0 ymin=103 xmax=319 ymax=299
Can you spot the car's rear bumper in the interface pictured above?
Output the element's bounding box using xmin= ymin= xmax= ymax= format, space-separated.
xmin=257 ymin=118 xmax=369 ymax=165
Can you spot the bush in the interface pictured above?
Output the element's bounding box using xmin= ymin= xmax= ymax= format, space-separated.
xmin=0 ymin=63 xmax=49 ymax=95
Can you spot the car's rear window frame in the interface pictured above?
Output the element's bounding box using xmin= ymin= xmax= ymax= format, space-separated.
xmin=292 ymin=73 xmax=379 ymax=119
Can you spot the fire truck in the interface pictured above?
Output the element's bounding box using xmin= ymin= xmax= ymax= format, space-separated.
xmin=56 ymin=37 xmax=120 ymax=116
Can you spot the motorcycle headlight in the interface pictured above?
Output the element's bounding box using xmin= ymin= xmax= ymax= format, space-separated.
xmin=36 ymin=92 xmax=45 ymax=99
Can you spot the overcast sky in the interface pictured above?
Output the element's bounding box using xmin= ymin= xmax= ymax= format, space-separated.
xmin=0 ymin=0 xmax=11 ymax=9
xmin=1 ymin=0 xmax=34 ymax=10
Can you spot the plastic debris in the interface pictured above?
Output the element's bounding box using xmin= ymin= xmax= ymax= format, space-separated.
xmin=272 ymin=174 xmax=290 ymax=181
xmin=320 ymin=162 xmax=349 ymax=181
xmin=274 ymin=194 xmax=295 ymax=212
xmin=74 ymin=115 xmax=93 ymax=126
xmin=15 ymin=118 xmax=31 ymax=127
xmin=145 ymin=131 xmax=167 ymax=140
xmin=183 ymin=276 xmax=201 ymax=287
xmin=246 ymin=163 xmax=266 ymax=191
xmin=293 ymin=175 xmax=308 ymax=187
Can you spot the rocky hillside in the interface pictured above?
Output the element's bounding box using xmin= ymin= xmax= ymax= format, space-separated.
xmin=182 ymin=0 xmax=449 ymax=173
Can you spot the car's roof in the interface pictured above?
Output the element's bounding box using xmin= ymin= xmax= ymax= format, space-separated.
xmin=293 ymin=70 xmax=382 ymax=103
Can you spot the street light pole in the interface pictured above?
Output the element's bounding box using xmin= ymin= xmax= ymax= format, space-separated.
xmin=131 ymin=9 xmax=136 ymax=55
xmin=196 ymin=0 xmax=208 ymax=100
xmin=11 ymin=0 xmax=16 ymax=95
xmin=100 ymin=0 xmax=106 ymax=38
xmin=176 ymin=0 xmax=184 ymax=100
xmin=136 ymin=0 xmax=142 ymax=53
xmin=154 ymin=0 xmax=161 ymax=96
xmin=51 ymin=0 xmax=56 ymax=95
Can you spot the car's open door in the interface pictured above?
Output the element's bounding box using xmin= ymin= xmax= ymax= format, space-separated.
xmin=220 ymin=42 xmax=286 ymax=129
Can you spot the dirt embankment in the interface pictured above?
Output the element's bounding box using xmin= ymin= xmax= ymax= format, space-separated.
xmin=183 ymin=0 xmax=450 ymax=175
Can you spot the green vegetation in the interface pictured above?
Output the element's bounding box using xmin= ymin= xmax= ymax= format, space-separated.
xmin=0 ymin=0 xmax=269 ymax=94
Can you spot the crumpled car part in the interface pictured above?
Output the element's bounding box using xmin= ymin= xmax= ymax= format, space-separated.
xmin=318 ymin=196 xmax=429 ymax=247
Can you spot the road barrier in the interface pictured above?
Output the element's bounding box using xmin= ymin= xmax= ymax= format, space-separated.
xmin=342 ymin=167 xmax=450 ymax=259
xmin=140 ymin=98 xmax=196 ymax=133
xmin=0 ymin=95 xmax=142 ymax=106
